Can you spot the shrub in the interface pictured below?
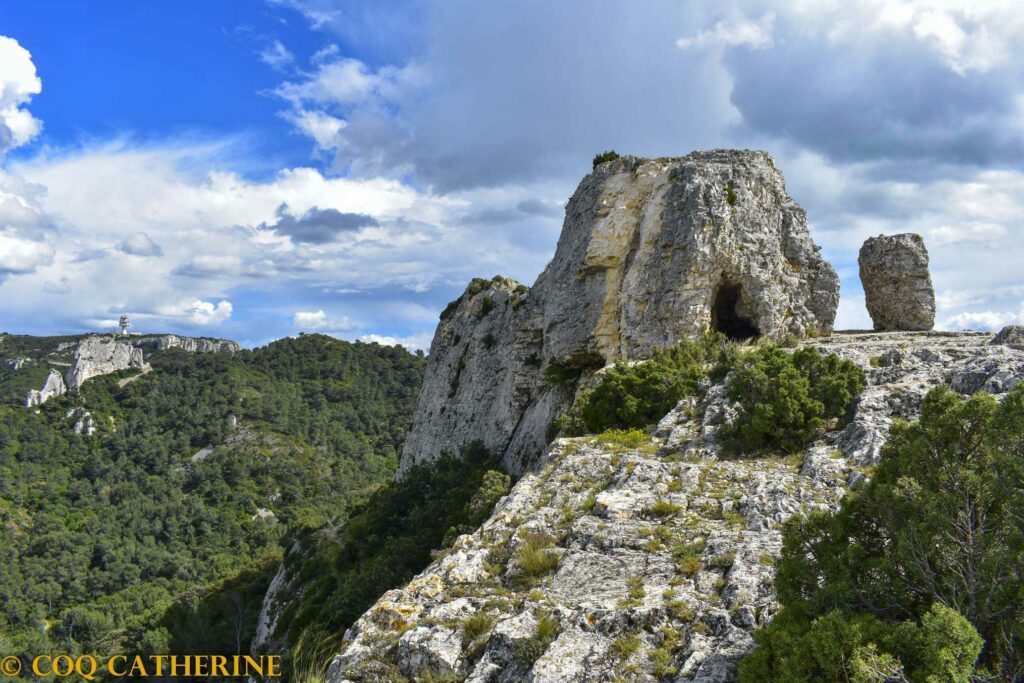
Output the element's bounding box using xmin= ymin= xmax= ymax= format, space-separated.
xmin=724 ymin=345 xmax=864 ymax=453
xmin=741 ymin=384 xmax=1024 ymax=680
xmin=592 ymin=150 xmax=620 ymax=168
xmin=570 ymin=334 xmax=730 ymax=435
xmin=439 ymin=296 xmax=462 ymax=321
xmin=726 ymin=185 xmax=738 ymax=206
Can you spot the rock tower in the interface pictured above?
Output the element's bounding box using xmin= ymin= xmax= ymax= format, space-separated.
xmin=858 ymin=233 xmax=935 ymax=331
xmin=399 ymin=150 xmax=840 ymax=476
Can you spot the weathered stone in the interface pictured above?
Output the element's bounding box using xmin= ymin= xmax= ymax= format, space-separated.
xmin=144 ymin=334 xmax=241 ymax=353
xmin=991 ymin=325 xmax=1024 ymax=349
xmin=25 ymin=369 xmax=67 ymax=407
xmin=315 ymin=332 xmax=1024 ymax=683
xmin=398 ymin=150 xmax=839 ymax=476
xmin=858 ymin=233 xmax=935 ymax=331
xmin=65 ymin=335 xmax=147 ymax=391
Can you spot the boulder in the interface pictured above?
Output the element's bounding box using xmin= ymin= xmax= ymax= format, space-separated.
xmin=991 ymin=325 xmax=1024 ymax=349
xmin=858 ymin=233 xmax=935 ymax=331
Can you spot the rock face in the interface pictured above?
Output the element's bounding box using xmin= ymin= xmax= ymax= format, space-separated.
xmin=992 ymin=325 xmax=1024 ymax=349
xmin=25 ymin=369 xmax=67 ymax=407
xmin=144 ymin=334 xmax=241 ymax=353
xmin=399 ymin=150 xmax=839 ymax=476
xmin=858 ymin=234 xmax=935 ymax=331
xmin=326 ymin=332 xmax=1024 ymax=683
xmin=66 ymin=408 xmax=96 ymax=435
xmin=65 ymin=335 xmax=147 ymax=391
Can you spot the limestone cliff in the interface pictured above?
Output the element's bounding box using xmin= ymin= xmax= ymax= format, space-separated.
xmin=398 ymin=150 xmax=839 ymax=477
xmin=25 ymin=369 xmax=67 ymax=407
xmin=326 ymin=331 xmax=1024 ymax=683
xmin=137 ymin=334 xmax=242 ymax=353
xmin=64 ymin=335 xmax=147 ymax=391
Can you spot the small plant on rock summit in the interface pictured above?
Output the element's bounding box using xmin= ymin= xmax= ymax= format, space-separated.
xmin=592 ymin=150 xmax=620 ymax=168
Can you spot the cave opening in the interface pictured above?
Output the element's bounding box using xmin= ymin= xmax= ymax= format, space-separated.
xmin=710 ymin=282 xmax=760 ymax=341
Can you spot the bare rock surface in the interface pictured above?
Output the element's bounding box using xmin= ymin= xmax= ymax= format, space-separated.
xmin=64 ymin=335 xmax=147 ymax=391
xmin=991 ymin=325 xmax=1024 ymax=348
xmin=399 ymin=150 xmax=839 ymax=477
xmin=858 ymin=234 xmax=935 ymax=331
xmin=25 ymin=369 xmax=67 ymax=407
xmin=325 ymin=332 xmax=1024 ymax=683
xmin=140 ymin=334 xmax=241 ymax=353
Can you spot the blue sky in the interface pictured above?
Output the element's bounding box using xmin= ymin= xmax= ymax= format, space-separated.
xmin=2 ymin=1 xmax=1024 ymax=348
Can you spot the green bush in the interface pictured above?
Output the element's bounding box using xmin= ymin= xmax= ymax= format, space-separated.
xmin=741 ymin=384 xmax=1024 ymax=681
xmin=724 ymin=345 xmax=864 ymax=453
xmin=592 ymin=150 xmax=620 ymax=168
xmin=740 ymin=604 xmax=982 ymax=683
xmin=278 ymin=442 xmax=511 ymax=653
xmin=561 ymin=334 xmax=731 ymax=435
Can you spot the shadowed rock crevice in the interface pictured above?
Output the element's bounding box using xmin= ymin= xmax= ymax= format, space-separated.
xmin=710 ymin=281 xmax=759 ymax=341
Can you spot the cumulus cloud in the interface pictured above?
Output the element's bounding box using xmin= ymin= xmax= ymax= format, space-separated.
xmin=676 ymin=12 xmax=775 ymax=49
xmin=292 ymin=308 xmax=357 ymax=332
xmin=266 ymin=204 xmax=378 ymax=243
xmin=118 ymin=232 xmax=164 ymax=257
xmin=8 ymin=3 xmax=1024 ymax=344
xmin=0 ymin=231 xmax=53 ymax=275
xmin=0 ymin=36 xmax=43 ymax=155
xmin=941 ymin=308 xmax=1020 ymax=331
xmin=358 ymin=331 xmax=433 ymax=351
xmin=154 ymin=299 xmax=234 ymax=326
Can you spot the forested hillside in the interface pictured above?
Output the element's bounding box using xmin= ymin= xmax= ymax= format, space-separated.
xmin=0 ymin=333 xmax=424 ymax=664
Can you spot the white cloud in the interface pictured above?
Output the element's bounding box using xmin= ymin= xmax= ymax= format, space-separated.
xmin=0 ymin=231 xmax=53 ymax=274
xmin=118 ymin=232 xmax=163 ymax=257
xmin=929 ymin=222 xmax=1007 ymax=246
xmin=677 ymin=13 xmax=775 ymax=49
xmin=293 ymin=309 xmax=328 ymax=328
xmin=169 ymin=299 xmax=234 ymax=326
xmin=258 ymin=39 xmax=295 ymax=72
xmin=284 ymin=109 xmax=346 ymax=151
xmin=0 ymin=36 xmax=43 ymax=154
xmin=275 ymin=58 xmax=424 ymax=108
xmin=940 ymin=308 xmax=1019 ymax=331
xmin=358 ymin=331 xmax=433 ymax=351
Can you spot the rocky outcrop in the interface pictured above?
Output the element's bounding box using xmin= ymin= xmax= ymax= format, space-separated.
xmin=25 ymin=369 xmax=67 ymax=407
xmin=65 ymin=335 xmax=147 ymax=391
xmin=327 ymin=332 xmax=1024 ymax=683
xmin=143 ymin=334 xmax=241 ymax=353
xmin=399 ymin=151 xmax=839 ymax=477
xmin=858 ymin=234 xmax=935 ymax=331
xmin=991 ymin=325 xmax=1024 ymax=349
xmin=66 ymin=407 xmax=96 ymax=435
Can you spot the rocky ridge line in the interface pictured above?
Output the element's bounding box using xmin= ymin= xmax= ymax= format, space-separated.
xmin=324 ymin=331 xmax=1024 ymax=683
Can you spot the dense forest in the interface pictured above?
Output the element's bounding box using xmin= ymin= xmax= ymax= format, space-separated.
xmin=0 ymin=333 xmax=424 ymax=670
